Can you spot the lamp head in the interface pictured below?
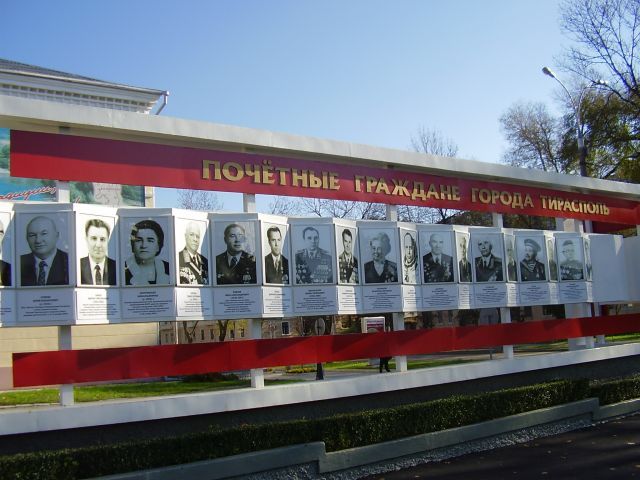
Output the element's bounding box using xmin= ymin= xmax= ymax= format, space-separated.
xmin=542 ymin=66 xmax=556 ymax=79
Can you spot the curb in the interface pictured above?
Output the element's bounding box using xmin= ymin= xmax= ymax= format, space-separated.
xmin=92 ymin=396 xmax=640 ymax=479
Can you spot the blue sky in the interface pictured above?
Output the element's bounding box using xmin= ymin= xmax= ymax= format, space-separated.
xmin=2 ymin=1 xmax=569 ymax=211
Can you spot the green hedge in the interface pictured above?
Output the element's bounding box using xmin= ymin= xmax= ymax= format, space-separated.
xmin=590 ymin=375 xmax=640 ymax=405
xmin=0 ymin=379 xmax=591 ymax=480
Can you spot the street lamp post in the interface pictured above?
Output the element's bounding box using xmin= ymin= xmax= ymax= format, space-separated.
xmin=541 ymin=66 xmax=607 ymax=177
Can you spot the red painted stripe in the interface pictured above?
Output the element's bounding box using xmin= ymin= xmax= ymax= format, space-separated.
xmin=12 ymin=314 xmax=640 ymax=387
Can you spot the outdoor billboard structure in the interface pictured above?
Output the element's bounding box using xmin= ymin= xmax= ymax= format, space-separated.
xmin=1 ymin=94 xmax=640 ymax=434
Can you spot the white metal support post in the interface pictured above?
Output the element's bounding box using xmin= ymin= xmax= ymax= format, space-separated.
xmin=386 ymin=204 xmax=407 ymax=372
xmin=243 ymin=193 xmax=264 ymax=388
xmin=56 ymin=181 xmax=75 ymax=404
xmin=492 ymin=213 xmax=514 ymax=359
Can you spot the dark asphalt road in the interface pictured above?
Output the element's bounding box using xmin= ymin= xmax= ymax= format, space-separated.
xmin=362 ymin=414 xmax=640 ymax=479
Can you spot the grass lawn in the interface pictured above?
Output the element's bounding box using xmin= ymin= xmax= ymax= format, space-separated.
xmin=0 ymin=378 xmax=300 ymax=407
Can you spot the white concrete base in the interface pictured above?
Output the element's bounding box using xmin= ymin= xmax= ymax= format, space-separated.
xmin=2 ymin=343 xmax=640 ymax=436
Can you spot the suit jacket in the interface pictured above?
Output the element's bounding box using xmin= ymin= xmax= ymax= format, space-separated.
xmin=80 ymin=256 xmax=117 ymax=285
xmin=0 ymin=260 xmax=11 ymax=286
xmin=364 ymin=259 xmax=398 ymax=283
xmin=216 ymin=251 xmax=256 ymax=285
xmin=474 ymin=254 xmax=503 ymax=282
xmin=178 ymin=249 xmax=209 ymax=285
xmin=422 ymin=252 xmax=454 ymax=283
xmin=264 ymin=254 xmax=289 ymax=284
xmin=21 ymin=249 xmax=69 ymax=286
xmin=459 ymin=259 xmax=472 ymax=282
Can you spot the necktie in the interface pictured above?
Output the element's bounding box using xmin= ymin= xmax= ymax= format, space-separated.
xmin=95 ymin=265 xmax=103 ymax=285
xmin=436 ymin=257 xmax=440 ymax=265
xmin=230 ymin=256 xmax=238 ymax=268
xmin=275 ymin=258 xmax=280 ymax=272
xmin=37 ymin=260 xmax=47 ymax=286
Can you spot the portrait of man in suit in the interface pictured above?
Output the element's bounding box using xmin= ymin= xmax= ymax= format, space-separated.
xmin=0 ymin=218 xmax=11 ymax=286
xmin=458 ymin=235 xmax=472 ymax=283
xmin=423 ymin=232 xmax=454 ymax=283
xmin=338 ymin=228 xmax=358 ymax=284
xmin=474 ymin=236 xmax=503 ymax=282
xmin=178 ymin=221 xmax=209 ymax=285
xmin=295 ymin=226 xmax=333 ymax=284
xmin=20 ymin=215 xmax=69 ymax=286
xmin=215 ymin=223 xmax=257 ymax=285
xmin=80 ymin=218 xmax=116 ymax=286
xmin=264 ymin=226 xmax=289 ymax=284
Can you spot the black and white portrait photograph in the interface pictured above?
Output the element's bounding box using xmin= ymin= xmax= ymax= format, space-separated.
xmin=456 ymin=233 xmax=472 ymax=283
xmin=122 ymin=217 xmax=172 ymax=286
xmin=472 ymin=233 xmax=504 ymax=282
xmin=175 ymin=218 xmax=209 ymax=286
xmin=420 ymin=230 xmax=454 ymax=284
xmin=547 ymin=237 xmax=558 ymax=281
xmin=584 ymin=237 xmax=593 ymax=281
xmin=558 ymin=236 xmax=585 ymax=281
xmin=401 ymin=230 xmax=418 ymax=284
xmin=516 ymin=235 xmax=547 ymax=282
xmin=77 ymin=214 xmax=117 ymax=286
xmin=504 ymin=235 xmax=517 ymax=282
xmin=337 ymin=227 xmax=359 ymax=284
xmin=263 ymin=223 xmax=290 ymax=285
xmin=293 ymin=224 xmax=334 ymax=284
xmin=360 ymin=229 xmax=398 ymax=284
xmin=214 ymin=221 xmax=258 ymax=285
xmin=0 ymin=212 xmax=12 ymax=287
xmin=18 ymin=212 xmax=71 ymax=287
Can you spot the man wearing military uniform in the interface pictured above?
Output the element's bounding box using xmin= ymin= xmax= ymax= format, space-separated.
xmin=474 ymin=237 xmax=503 ymax=282
xmin=560 ymin=239 xmax=584 ymax=281
xmin=338 ymin=228 xmax=358 ymax=284
xmin=519 ymin=238 xmax=546 ymax=281
xmin=295 ymin=226 xmax=333 ymax=284
xmin=215 ymin=223 xmax=256 ymax=285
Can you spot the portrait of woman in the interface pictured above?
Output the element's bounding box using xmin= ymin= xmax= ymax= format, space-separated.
xmin=363 ymin=231 xmax=398 ymax=284
xmin=124 ymin=219 xmax=170 ymax=286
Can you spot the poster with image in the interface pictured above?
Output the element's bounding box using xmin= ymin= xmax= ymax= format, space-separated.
xmin=471 ymin=232 xmax=505 ymax=283
xmin=360 ymin=228 xmax=399 ymax=284
xmin=175 ymin=217 xmax=210 ymax=286
xmin=292 ymin=224 xmax=334 ymax=285
xmin=400 ymin=229 xmax=419 ymax=284
xmin=420 ymin=229 xmax=455 ymax=284
xmin=213 ymin=220 xmax=258 ymax=285
xmin=336 ymin=226 xmax=359 ymax=285
xmin=516 ymin=234 xmax=547 ymax=282
xmin=262 ymin=222 xmax=290 ymax=285
xmin=120 ymin=216 xmax=173 ymax=286
xmin=16 ymin=211 xmax=72 ymax=287
xmin=76 ymin=213 xmax=118 ymax=287
xmin=0 ymin=210 xmax=13 ymax=287
xmin=456 ymin=232 xmax=472 ymax=283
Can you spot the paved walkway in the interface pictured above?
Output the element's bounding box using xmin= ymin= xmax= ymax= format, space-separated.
xmin=361 ymin=414 xmax=640 ymax=479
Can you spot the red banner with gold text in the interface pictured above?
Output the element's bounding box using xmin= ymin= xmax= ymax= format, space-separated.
xmin=10 ymin=131 xmax=640 ymax=225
